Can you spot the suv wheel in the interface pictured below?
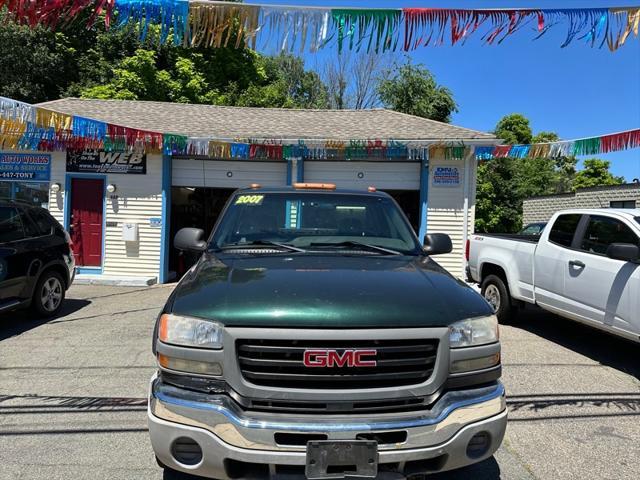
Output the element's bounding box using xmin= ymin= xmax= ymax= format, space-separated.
xmin=32 ymin=271 xmax=65 ymax=317
xmin=481 ymin=274 xmax=515 ymax=323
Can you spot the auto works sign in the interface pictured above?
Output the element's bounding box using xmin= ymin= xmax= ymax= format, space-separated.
xmin=0 ymin=153 xmax=51 ymax=181
xmin=66 ymin=150 xmax=146 ymax=174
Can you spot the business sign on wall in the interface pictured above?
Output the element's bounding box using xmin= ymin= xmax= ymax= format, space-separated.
xmin=432 ymin=166 xmax=461 ymax=187
xmin=0 ymin=153 xmax=51 ymax=181
xmin=66 ymin=150 xmax=147 ymax=174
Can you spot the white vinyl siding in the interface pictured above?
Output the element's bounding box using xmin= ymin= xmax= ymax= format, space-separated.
xmin=102 ymin=154 xmax=163 ymax=279
xmin=304 ymin=161 xmax=420 ymax=190
xmin=48 ymin=151 xmax=66 ymax=225
xmin=426 ymin=154 xmax=476 ymax=278
xmin=44 ymin=151 xmax=163 ymax=280
xmin=172 ymin=159 xmax=287 ymax=188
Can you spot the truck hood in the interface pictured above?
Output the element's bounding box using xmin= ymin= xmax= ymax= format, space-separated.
xmin=169 ymin=253 xmax=493 ymax=328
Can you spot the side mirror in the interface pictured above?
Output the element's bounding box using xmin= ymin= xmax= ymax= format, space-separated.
xmin=174 ymin=228 xmax=207 ymax=252
xmin=423 ymin=233 xmax=453 ymax=256
xmin=606 ymin=243 xmax=639 ymax=262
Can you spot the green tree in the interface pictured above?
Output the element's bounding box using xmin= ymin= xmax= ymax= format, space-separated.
xmin=573 ymin=159 xmax=625 ymax=190
xmin=475 ymin=159 xmax=522 ymax=233
xmin=0 ymin=11 xmax=76 ymax=102
xmin=475 ymin=114 xmax=578 ymax=233
xmin=0 ymin=10 xmax=327 ymax=109
xmin=377 ymin=61 xmax=457 ymax=122
xmin=494 ymin=114 xmax=533 ymax=144
xmin=235 ymin=54 xmax=329 ymax=108
xmin=80 ymin=49 xmax=222 ymax=103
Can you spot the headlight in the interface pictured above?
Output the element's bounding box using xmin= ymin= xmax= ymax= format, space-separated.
xmin=449 ymin=315 xmax=498 ymax=348
xmin=159 ymin=314 xmax=223 ymax=349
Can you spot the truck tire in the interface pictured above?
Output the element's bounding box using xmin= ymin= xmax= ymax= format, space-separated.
xmin=31 ymin=270 xmax=65 ymax=318
xmin=481 ymin=274 xmax=516 ymax=323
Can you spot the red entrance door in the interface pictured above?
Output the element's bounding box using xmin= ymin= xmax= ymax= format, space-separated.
xmin=70 ymin=178 xmax=103 ymax=267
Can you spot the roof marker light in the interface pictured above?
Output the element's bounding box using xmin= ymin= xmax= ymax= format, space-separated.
xmin=293 ymin=183 xmax=337 ymax=190
xmin=249 ymin=183 xmax=262 ymax=189
xmin=368 ymin=186 xmax=377 ymax=192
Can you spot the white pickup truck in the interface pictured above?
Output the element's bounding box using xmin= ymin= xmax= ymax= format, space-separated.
xmin=468 ymin=209 xmax=640 ymax=343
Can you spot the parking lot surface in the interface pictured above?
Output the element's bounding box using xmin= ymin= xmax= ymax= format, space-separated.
xmin=0 ymin=284 xmax=638 ymax=480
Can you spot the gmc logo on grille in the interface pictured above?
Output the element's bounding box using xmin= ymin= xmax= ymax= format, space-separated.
xmin=303 ymin=349 xmax=377 ymax=368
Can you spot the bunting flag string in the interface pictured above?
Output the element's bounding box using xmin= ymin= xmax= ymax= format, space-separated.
xmin=188 ymin=1 xmax=261 ymax=48
xmin=1 ymin=1 xmax=638 ymax=53
xmin=116 ymin=0 xmax=189 ymax=44
xmin=0 ymin=97 xmax=639 ymax=162
xmin=475 ymin=129 xmax=640 ymax=160
xmin=261 ymin=6 xmax=330 ymax=53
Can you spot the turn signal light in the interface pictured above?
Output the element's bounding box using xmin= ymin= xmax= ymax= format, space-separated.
xmin=158 ymin=354 xmax=223 ymax=376
xmin=451 ymin=353 xmax=500 ymax=373
xmin=293 ymin=183 xmax=336 ymax=190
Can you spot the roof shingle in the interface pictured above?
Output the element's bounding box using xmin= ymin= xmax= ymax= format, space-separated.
xmin=36 ymin=98 xmax=495 ymax=142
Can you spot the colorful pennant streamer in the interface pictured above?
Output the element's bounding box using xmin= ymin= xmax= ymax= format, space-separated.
xmin=1 ymin=1 xmax=638 ymax=52
xmin=475 ymin=129 xmax=640 ymax=160
xmin=0 ymin=0 xmax=115 ymax=29
xmin=116 ymin=0 xmax=189 ymax=44
xmin=1 ymin=97 xmax=639 ymax=163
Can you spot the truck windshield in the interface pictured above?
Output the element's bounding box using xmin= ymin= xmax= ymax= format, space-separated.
xmin=211 ymin=192 xmax=422 ymax=255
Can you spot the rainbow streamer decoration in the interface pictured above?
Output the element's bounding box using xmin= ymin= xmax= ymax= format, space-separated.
xmin=474 ymin=129 xmax=640 ymax=160
xmin=1 ymin=96 xmax=639 ymax=161
xmin=0 ymin=1 xmax=638 ymax=52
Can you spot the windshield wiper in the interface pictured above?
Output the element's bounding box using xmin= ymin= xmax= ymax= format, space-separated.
xmin=309 ymin=241 xmax=402 ymax=256
xmin=217 ymin=240 xmax=306 ymax=253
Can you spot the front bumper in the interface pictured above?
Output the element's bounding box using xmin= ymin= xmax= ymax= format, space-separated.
xmin=148 ymin=376 xmax=507 ymax=479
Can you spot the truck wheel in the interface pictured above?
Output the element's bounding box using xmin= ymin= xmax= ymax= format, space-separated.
xmin=481 ymin=274 xmax=515 ymax=323
xmin=31 ymin=270 xmax=65 ymax=318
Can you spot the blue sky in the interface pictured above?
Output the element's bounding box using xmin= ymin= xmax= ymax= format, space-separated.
xmin=256 ymin=0 xmax=640 ymax=180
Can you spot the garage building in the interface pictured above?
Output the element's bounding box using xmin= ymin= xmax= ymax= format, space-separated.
xmin=1 ymin=98 xmax=496 ymax=284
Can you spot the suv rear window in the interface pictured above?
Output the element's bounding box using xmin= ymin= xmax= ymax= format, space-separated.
xmin=548 ymin=214 xmax=581 ymax=247
xmin=28 ymin=207 xmax=58 ymax=235
xmin=0 ymin=206 xmax=25 ymax=243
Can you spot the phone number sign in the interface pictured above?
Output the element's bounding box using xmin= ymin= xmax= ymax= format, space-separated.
xmin=0 ymin=153 xmax=51 ymax=182
xmin=432 ymin=166 xmax=460 ymax=187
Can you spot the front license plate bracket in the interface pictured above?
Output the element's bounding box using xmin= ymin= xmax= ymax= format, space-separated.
xmin=306 ymin=440 xmax=378 ymax=479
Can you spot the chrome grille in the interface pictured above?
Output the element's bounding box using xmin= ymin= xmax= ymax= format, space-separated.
xmin=236 ymin=338 xmax=438 ymax=389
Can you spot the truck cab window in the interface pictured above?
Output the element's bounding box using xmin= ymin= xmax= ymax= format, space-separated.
xmin=0 ymin=206 xmax=25 ymax=243
xmin=580 ymin=215 xmax=640 ymax=255
xmin=548 ymin=214 xmax=581 ymax=247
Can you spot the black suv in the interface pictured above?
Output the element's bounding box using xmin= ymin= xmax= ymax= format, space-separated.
xmin=0 ymin=200 xmax=75 ymax=317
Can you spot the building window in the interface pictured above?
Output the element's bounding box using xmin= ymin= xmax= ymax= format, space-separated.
xmin=0 ymin=182 xmax=49 ymax=208
xmin=610 ymin=200 xmax=636 ymax=209
xmin=0 ymin=182 xmax=11 ymax=200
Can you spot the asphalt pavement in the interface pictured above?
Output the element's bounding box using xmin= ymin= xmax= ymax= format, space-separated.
xmin=0 ymin=284 xmax=638 ymax=480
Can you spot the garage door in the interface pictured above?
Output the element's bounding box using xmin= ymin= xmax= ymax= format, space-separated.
xmin=172 ymin=159 xmax=287 ymax=188
xmin=304 ymin=161 xmax=420 ymax=190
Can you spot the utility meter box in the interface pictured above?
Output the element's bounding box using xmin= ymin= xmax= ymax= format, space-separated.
xmin=122 ymin=222 xmax=138 ymax=242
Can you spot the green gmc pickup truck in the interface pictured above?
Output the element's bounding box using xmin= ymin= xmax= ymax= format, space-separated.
xmin=149 ymin=184 xmax=506 ymax=480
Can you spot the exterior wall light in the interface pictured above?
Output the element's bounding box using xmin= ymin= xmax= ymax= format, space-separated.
xmin=106 ymin=184 xmax=117 ymax=194
xmin=50 ymin=183 xmax=61 ymax=193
